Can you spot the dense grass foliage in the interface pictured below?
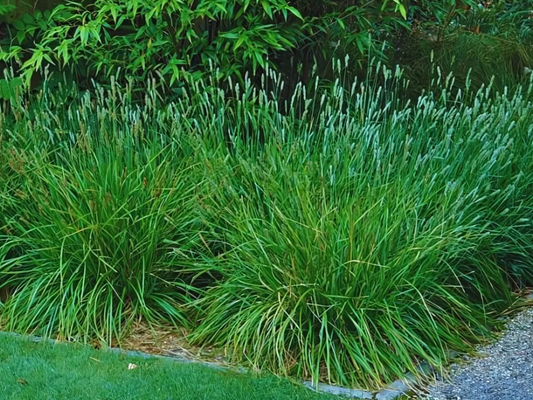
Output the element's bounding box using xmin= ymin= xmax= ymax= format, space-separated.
xmin=1 ymin=65 xmax=533 ymax=388
xmin=0 ymin=85 xmax=210 ymax=342
xmin=188 ymin=68 xmax=533 ymax=387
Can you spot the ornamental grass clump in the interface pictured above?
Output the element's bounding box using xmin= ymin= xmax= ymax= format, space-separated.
xmin=189 ymin=67 xmax=533 ymax=388
xmin=0 ymin=87 xmax=208 ymax=342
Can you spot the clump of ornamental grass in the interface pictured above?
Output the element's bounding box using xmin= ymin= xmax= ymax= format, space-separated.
xmin=0 ymin=86 xmax=209 ymax=343
xmin=188 ymin=66 xmax=533 ymax=388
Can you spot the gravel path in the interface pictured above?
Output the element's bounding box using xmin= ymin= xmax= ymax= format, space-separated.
xmin=426 ymin=307 xmax=533 ymax=400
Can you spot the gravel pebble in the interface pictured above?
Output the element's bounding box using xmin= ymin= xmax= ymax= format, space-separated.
xmin=426 ymin=307 xmax=533 ymax=400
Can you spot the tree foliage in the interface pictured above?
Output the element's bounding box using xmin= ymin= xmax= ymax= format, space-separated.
xmin=0 ymin=0 xmax=408 ymax=86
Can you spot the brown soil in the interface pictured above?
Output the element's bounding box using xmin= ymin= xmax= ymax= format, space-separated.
xmin=115 ymin=322 xmax=229 ymax=365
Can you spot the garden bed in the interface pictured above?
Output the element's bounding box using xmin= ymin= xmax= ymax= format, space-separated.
xmin=1 ymin=66 xmax=532 ymax=390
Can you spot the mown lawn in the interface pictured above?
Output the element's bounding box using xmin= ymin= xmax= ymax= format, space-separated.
xmin=0 ymin=333 xmax=335 ymax=400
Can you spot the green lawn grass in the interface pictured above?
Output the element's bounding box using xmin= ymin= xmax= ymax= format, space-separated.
xmin=0 ymin=333 xmax=335 ymax=400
